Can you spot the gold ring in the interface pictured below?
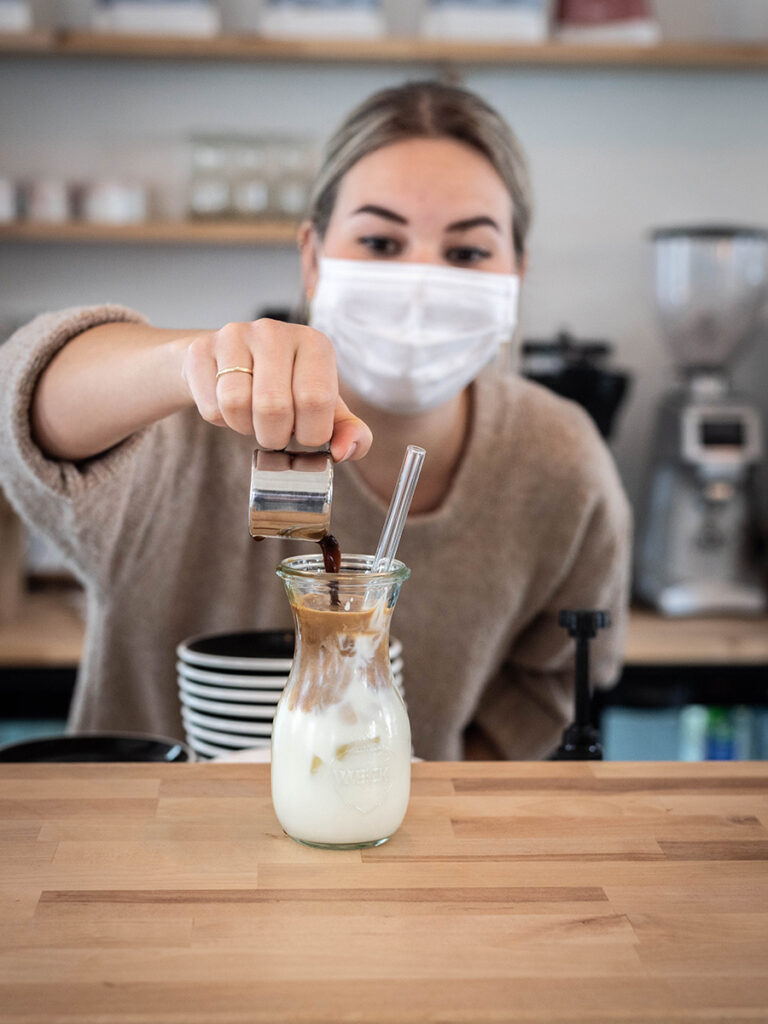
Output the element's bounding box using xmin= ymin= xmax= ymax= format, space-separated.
xmin=216 ymin=366 xmax=254 ymax=381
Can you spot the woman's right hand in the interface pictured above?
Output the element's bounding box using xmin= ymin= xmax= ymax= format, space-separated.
xmin=181 ymin=318 xmax=372 ymax=464
xmin=31 ymin=315 xmax=371 ymax=464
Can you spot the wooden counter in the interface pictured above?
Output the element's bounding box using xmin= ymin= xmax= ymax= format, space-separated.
xmin=1 ymin=589 xmax=768 ymax=668
xmin=1 ymin=760 xmax=767 ymax=1023
xmin=0 ymin=589 xmax=84 ymax=667
xmin=624 ymin=606 xmax=768 ymax=666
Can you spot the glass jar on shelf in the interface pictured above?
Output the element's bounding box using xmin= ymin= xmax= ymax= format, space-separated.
xmin=20 ymin=178 xmax=72 ymax=223
xmin=230 ymin=136 xmax=270 ymax=220
xmin=259 ymin=0 xmax=387 ymax=39
xmin=187 ymin=135 xmax=233 ymax=220
xmin=266 ymin=135 xmax=316 ymax=220
xmin=0 ymin=178 xmax=18 ymax=223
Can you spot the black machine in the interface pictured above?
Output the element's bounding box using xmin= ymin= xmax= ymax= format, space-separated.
xmin=521 ymin=330 xmax=631 ymax=440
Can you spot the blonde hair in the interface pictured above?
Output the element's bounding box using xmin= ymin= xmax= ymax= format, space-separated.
xmin=307 ymin=80 xmax=533 ymax=262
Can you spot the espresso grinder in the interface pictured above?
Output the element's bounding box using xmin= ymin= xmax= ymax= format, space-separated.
xmin=635 ymin=226 xmax=768 ymax=616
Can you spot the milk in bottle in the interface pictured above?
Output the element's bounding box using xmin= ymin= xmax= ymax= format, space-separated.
xmin=271 ymin=553 xmax=411 ymax=849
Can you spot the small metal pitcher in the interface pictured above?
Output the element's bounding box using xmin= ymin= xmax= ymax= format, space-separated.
xmin=248 ymin=447 xmax=333 ymax=541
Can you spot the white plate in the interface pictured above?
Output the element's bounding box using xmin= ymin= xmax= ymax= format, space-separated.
xmin=189 ymin=735 xmax=269 ymax=760
xmin=184 ymin=721 xmax=250 ymax=749
xmin=187 ymin=737 xmax=223 ymax=760
xmin=182 ymin=707 xmax=281 ymax=737
xmin=176 ymin=661 xmax=289 ymax=689
xmin=177 ymin=636 xmax=403 ymax=672
xmin=178 ymin=661 xmax=401 ymax=691
xmin=179 ymin=662 xmax=401 ymax=693
xmin=178 ymin=691 xmax=284 ymax=719
xmin=179 ymin=676 xmax=401 ymax=714
xmin=182 ymin=712 xmax=264 ymax=745
xmin=212 ymin=747 xmax=273 ymax=763
xmin=177 ymin=677 xmax=282 ymax=705
xmin=179 ymin=666 xmax=400 ymax=695
xmin=177 ymin=642 xmax=291 ymax=673
xmin=178 ymin=676 xmax=402 ymax=713
xmin=183 ymin=717 xmax=271 ymax=746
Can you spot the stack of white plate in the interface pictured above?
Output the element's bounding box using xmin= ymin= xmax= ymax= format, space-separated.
xmin=177 ymin=630 xmax=404 ymax=762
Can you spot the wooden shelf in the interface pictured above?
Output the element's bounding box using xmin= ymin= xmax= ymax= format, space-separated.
xmin=0 ymin=29 xmax=53 ymax=53
xmin=0 ymin=590 xmax=84 ymax=668
xmin=0 ymin=219 xmax=299 ymax=247
xmin=2 ymin=29 xmax=768 ymax=70
xmin=1 ymin=590 xmax=767 ymax=669
xmin=624 ymin=607 xmax=768 ymax=666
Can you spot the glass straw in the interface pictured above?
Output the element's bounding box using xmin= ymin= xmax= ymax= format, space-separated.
xmin=372 ymin=445 xmax=426 ymax=572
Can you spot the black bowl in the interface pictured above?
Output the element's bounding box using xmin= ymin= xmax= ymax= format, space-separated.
xmin=0 ymin=733 xmax=192 ymax=763
xmin=181 ymin=630 xmax=295 ymax=659
xmin=177 ymin=630 xmax=296 ymax=676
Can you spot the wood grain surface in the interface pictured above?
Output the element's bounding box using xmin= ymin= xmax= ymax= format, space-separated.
xmin=0 ymin=219 xmax=299 ymax=247
xmin=6 ymin=30 xmax=768 ymax=70
xmin=1 ymin=760 xmax=767 ymax=1023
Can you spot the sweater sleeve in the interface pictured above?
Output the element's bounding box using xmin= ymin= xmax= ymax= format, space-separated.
xmin=469 ymin=458 xmax=633 ymax=761
xmin=0 ymin=304 xmax=152 ymax=582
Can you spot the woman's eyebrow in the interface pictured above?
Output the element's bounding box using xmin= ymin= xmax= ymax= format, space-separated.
xmin=352 ymin=204 xmax=408 ymax=225
xmin=446 ymin=215 xmax=500 ymax=233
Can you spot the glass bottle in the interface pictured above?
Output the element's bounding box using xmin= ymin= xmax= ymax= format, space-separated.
xmin=231 ymin=136 xmax=269 ymax=220
xmin=187 ymin=135 xmax=232 ymax=220
xmin=272 ymin=553 xmax=411 ymax=850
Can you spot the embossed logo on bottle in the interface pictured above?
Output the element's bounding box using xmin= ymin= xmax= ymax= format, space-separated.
xmin=332 ymin=737 xmax=392 ymax=814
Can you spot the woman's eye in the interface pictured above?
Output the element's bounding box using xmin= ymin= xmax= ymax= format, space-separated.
xmin=446 ymin=246 xmax=491 ymax=266
xmin=357 ymin=236 xmax=402 ymax=257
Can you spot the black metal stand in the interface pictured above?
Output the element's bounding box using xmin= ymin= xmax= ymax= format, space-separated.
xmin=552 ymin=609 xmax=610 ymax=761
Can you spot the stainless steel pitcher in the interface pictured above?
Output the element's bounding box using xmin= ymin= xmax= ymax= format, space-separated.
xmin=248 ymin=447 xmax=333 ymax=541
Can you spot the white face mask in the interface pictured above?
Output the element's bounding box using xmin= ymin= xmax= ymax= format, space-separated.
xmin=309 ymin=257 xmax=519 ymax=415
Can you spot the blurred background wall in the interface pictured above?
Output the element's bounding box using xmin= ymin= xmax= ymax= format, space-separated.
xmin=1 ymin=2 xmax=768 ymax=524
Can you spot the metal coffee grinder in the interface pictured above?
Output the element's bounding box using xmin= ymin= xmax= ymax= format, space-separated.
xmin=635 ymin=226 xmax=768 ymax=616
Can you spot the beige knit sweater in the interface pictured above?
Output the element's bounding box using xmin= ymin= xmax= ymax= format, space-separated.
xmin=0 ymin=306 xmax=632 ymax=760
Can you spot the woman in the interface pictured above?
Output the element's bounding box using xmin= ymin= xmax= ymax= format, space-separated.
xmin=0 ymin=80 xmax=631 ymax=760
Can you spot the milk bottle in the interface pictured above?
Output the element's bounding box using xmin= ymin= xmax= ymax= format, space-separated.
xmin=271 ymin=553 xmax=411 ymax=849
